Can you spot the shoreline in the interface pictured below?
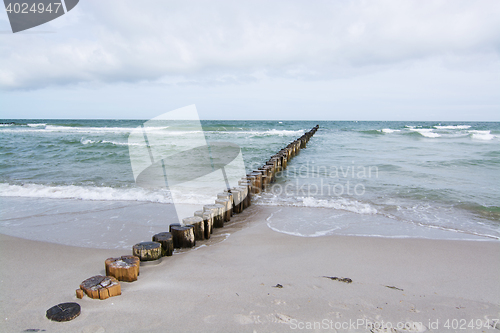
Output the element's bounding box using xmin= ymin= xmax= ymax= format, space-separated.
xmin=1 ymin=205 xmax=499 ymax=333
xmin=0 ymin=197 xmax=496 ymax=251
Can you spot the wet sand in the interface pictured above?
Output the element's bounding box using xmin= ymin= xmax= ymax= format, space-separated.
xmin=1 ymin=205 xmax=499 ymax=333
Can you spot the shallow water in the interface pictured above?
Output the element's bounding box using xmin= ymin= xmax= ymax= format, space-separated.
xmin=1 ymin=119 xmax=499 ymax=241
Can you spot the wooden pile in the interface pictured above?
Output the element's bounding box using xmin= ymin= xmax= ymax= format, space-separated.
xmin=78 ymin=275 xmax=121 ymax=300
xmin=105 ymin=255 xmax=140 ymax=282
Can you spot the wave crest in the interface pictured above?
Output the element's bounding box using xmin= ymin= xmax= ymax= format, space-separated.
xmin=0 ymin=183 xmax=173 ymax=203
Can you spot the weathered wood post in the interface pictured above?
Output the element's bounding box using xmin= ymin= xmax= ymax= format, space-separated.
xmin=228 ymin=186 xmax=241 ymax=212
xmin=258 ymin=167 xmax=267 ymax=187
xmin=294 ymin=141 xmax=298 ymax=154
xmin=280 ymin=151 xmax=287 ymax=169
xmin=300 ymin=136 xmax=306 ymax=148
xmin=152 ymin=232 xmax=174 ymax=257
xmin=182 ymin=216 xmax=205 ymax=241
xmin=169 ymin=223 xmax=181 ymax=232
xmin=287 ymin=143 xmax=293 ymax=158
xmin=79 ymin=275 xmax=121 ymax=300
xmin=286 ymin=145 xmax=293 ymax=159
xmin=258 ymin=168 xmax=269 ymax=188
xmin=170 ymin=224 xmax=196 ymax=248
xmin=270 ymin=156 xmax=280 ymax=175
xmin=250 ymin=171 xmax=262 ymax=192
xmin=203 ymin=203 xmax=225 ymax=228
xmin=225 ymin=188 xmax=241 ymax=214
xmin=260 ymin=173 xmax=268 ymax=189
xmin=194 ymin=210 xmax=213 ymax=239
xmin=105 ymin=255 xmax=140 ymax=282
xmin=132 ymin=241 xmax=162 ymax=262
xmin=215 ymin=198 xmax=231 ymax=222
xmin=217 ymin=193 xmax=233 ymax=217
xmin=263 ymin=164 xmax=274 ymax=183
xmin=247 ymin=175 xmax=258 ymax=194
xmin=238 ymin=181 xmax=252 ymax=208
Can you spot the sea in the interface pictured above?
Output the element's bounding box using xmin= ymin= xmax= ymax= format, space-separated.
xmin=1 ymin=119 xmax=499 ymax=248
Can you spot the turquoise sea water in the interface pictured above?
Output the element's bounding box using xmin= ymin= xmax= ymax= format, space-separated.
xmin=0 ymin=119 xmax=499 ymax=243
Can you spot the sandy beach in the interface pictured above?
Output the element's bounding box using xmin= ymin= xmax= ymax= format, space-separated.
xmin=2 ymin=0 xmax=500 ymax=332
xmin=1 ymin=205 xmax=499 ymax=333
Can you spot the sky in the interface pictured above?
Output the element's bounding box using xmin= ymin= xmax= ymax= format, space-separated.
xmin=0 ymin=0 xmax=499 ymax=121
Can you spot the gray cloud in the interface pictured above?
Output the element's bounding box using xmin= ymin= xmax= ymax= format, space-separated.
xmin=1 ymin=0 xmax=499 ymax=90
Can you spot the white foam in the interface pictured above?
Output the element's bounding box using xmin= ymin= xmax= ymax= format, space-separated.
xmin=233 ymin=129 xmax=305 ymax=136
xmin=0 ymin=124 xmax=13 ymax=127
xmin=102 ymin=140 xmax=146 ymax=146
xmin=267 ymin=223 xmax=338 ymax=237
xmin=301 ymin=197 xmax=378 ymax=214
xmin=469 ymin=130 xmax=495 ymax=141
xmin=0 ymin=125 xmax=175 ymax=134
xmin=45 ymin=125 xmax=137 ymax=133
xmin=80 ymin=138 xmax=97 ymax=145
xmin=1 ymin=125 xmax=303 ymax=137
xmin=80 ymin=138 xmax=146 ymax=146
xmin=434 ymin=125 xmax=471 ymax=130
xmin=255 ymin=196 xmax=377 ymax=215
xmin=0 ymin=183 xmax=173 ymax=203
xmin=407 ymin=127 xmax=440 ymax=138
xmin=380 ymin=128 xmax=400 ymax=133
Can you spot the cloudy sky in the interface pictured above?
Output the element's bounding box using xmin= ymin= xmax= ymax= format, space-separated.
xmin=0 ymin=0 xmax=499 ymax=120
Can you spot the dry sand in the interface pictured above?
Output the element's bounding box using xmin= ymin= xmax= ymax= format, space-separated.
xmin=1 ymin=205 xmax=499 ymax=333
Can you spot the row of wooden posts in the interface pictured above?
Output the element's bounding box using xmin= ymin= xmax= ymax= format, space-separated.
xmin=75 ymin=125 xmax=319 ymax=301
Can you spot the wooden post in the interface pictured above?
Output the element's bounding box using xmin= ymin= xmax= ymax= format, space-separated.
xmin=249 ymin=172 xmax=262 ymax=193
xmin=79 ymin=275 xmax=121 ymax=300
xmin=182 ymin=216 xmax=205 ymax=241
xmin=263 ymin=164 xmax=274 ymax=183
xmin=261 ymin=174 xmax=268 ymax=189
xmin=105 ymin=255 xmax=140 ymax=282
xmin=169 ymin=223 xmax=181 ymax=232
xmin=170 ymin=224 xmax=196 ymax=248
xmin=217 ymin=193 xmax=233 ymax=217
xmin=215 ymin=198 xmax=231 ymax=222
xmin=270 ymin=156 xmax=280 ymax=173
xmin=256 ymin=169 xmax=266 ymax=189
xmin=46 ymin=302 xmax=81 ymax=322
xmin=237 ymin=182 xmax=252 ymax=208
xmin=194 ymin=210 xmax=212 ymax=239
xmin=203 ymin=203 xmax=224 ymax=228
xmin=227 ymin=187 xmax=243 ymax=213
xmin=152 ymin=232 xmax=174 ymax=256
xmin=281 ymin=152 xmax=288 ymax=169
xmin=247 ymin=175 xmax=257 ymax=194
xmin=132 ymin=241 xmax=162 ymax=261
